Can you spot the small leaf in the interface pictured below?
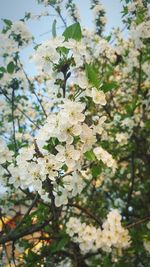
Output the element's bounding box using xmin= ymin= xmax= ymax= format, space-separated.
xmin=34 ymin=44 xmax=41 ymax=50
xmin=56 ymin=46 xmax=69 ymax=55
xmin=92 ymin=164 xmax=101 ymax=178
xmin=2 ymin=19 xmax=12 ymax=27
xmin=85 ymin=63 xmax=100 ymax=88
xmin=101 ymin=81 xmax=118 ymax=92
xmin=125 ymin=104 xmax=132 ymax=115
xmin=7 ymin=62 xmax=15 ymax=74
xmin=0 ymin=67 xmax=6 ymax=73
xmin=84 ymin=150 xmax=96 ymax=161
xmin=50 ymin=236 xmax=69 ymax=253
xmin=0 ymin=73 xmax=3 ymax=79
xmin=63 ymin=22 xmax=82 ymax=41
xmin=52 ymin=19 xmax=57 ymax=38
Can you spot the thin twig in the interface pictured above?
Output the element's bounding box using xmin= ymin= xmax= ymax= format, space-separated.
xmin=11 ymin=88 xmax=18 ymax=154
xmin=0 ymin=89 xmax=40 ymax=129
xmin=0 ymin=218 xmax=51 ymax=245
xmin=127 ymin=214 xmax=150 ymax=229
xmin=15 ymin=193 xmax=39 ymax=230
xmin=68 ymin=203 xmax=102 ymax=227
xmin=125 ymin=151 xmax=135 ymax=218
xmin=18 ymin=59 xmax=47 ymax=118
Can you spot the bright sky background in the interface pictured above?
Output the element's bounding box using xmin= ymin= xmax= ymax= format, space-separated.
xmin=0 ymin=0 xmax=124 ymax=74
xmin=0 ymin=0 xmax=124 ymax=36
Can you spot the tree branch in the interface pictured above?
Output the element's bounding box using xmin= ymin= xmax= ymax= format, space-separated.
xmin=127 ymin=214 xmax=150 ymax=229
xmin=0 ymin=218 xmax=51 ymax=245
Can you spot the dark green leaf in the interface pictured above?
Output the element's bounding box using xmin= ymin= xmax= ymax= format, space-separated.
xmin=50 ymin=236 xmax=69 ymax=253
xmin=101 ymin=81 xmax=118 ymax=92
xmin=2 ymin=19 xmax=12 ymax=27
xmin=91 ymin=164 xmax=101 ymax=178
xmin=0 ymin=67 xmax=6 ymax=73
xmin=7 ymin=62 xmax=15 ymax=74
xmin=34 ymin=44 xmax=41 ymax=50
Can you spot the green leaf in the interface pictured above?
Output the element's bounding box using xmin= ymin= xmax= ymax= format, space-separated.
xmin=24 ymin=12 xmax=31 ymax=20
xmin=52 ymin=19 xmax=57 ymax=38
xmin=125 ymin=104 xmax=132 ymax=115
xmin=85 ymin=63 xmax=100 ymax=88
xmin=101 ymin=81 xmax=118 ymax=92
xmin=84 ymin=150 xmax=96 ymax=161
xmin=121 ymin=6 xmax=128 ymax=18
xmin=63 ymin=22 xmax=82 ymax=41
xmin=56 ymin=46 xmax=69 ymax=55
xmin=131 ymin=96 xmax=139 ymax=111
xmin=0 ymin=67 xmax=6 ymax=73
xmin=2 ymin=19 xmax=12 ymax=27
xmin=34 ymin=44 xmax=41 ymax=50
xmin=0 ymin=67 xmax=6 ymax=79
xmin=50 ymin=236 xmax=69 ymax=253
xmin=7 ymin=62 xmax=15 ymax=74
xmin=103 ymin=255 xmax=112 ymax=267
xmin=91 ymin=164 xmax=101 ymax=178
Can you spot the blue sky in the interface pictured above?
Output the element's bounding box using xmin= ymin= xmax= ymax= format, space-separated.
xmin=0 ymin=0 xmax=123 ymax=38
xmin=0 ymin=0 xmax=124 ymax=74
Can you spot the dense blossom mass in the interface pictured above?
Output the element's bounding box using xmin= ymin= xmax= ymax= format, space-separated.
xmin=0 ymin=0 xmax=150 ymax=266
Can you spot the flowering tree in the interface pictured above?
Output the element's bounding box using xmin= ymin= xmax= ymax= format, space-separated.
xmin=0 ymin=0 xmax=150 ymax=266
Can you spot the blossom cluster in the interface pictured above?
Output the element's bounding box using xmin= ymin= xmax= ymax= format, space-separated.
xmin=7 ymin=97 xmax=115 ymax=207
xmin=0 ymin=138 xmax=14 ymax=165
xmin=0 ymin=21 xmax=32 ymax=58
xmin=66 ymin=209 xmax=130 ymax=254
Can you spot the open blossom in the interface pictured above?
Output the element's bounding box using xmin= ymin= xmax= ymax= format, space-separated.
xmin=80 ymin=123 xmax=96 ymax=152
xmin=63 ymin=171 xmax=85 ymax=196
xmin=37 ymin=155 xmax=61 ymax=181
xmin=93 ymin=146 xmax=117 ymax=171
xmin=57 ymin=121 xmax=82 ymax=144
xmin=32 ymin=36 xmax=65 ymax=73
xmin=91 ymin=87 xmax=106 ymax=105
xmin=53 ymin=186 xmax=68 ymax=207
xmin=16 ymin=146 xmax=34 ymax=164
xmin=144 ymin=240 xmax=150 ymax=254
xmin=64 ymin=39 xmax=90 ymax=67
xmin=73 ymin=71 xmax=89 ymax=89
xmin=53 ymin=171 xmax=86 ymax=207
xmin=8 ymin=164 xmax=23 ymax=189
xmin=56 ymin=144 xmax=80 ymax=169
xmin=116 ymin=132 xmax=129 ymax=145
xmin=0 ymin=138 xmax=13 ymax=164
xmin=92 ymin=115 xmax=107 ymax=135
xmin=60 ymin=100 xmax=85 ymax=124
xmin=127 ymin=2 xmax=136 ymax=12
